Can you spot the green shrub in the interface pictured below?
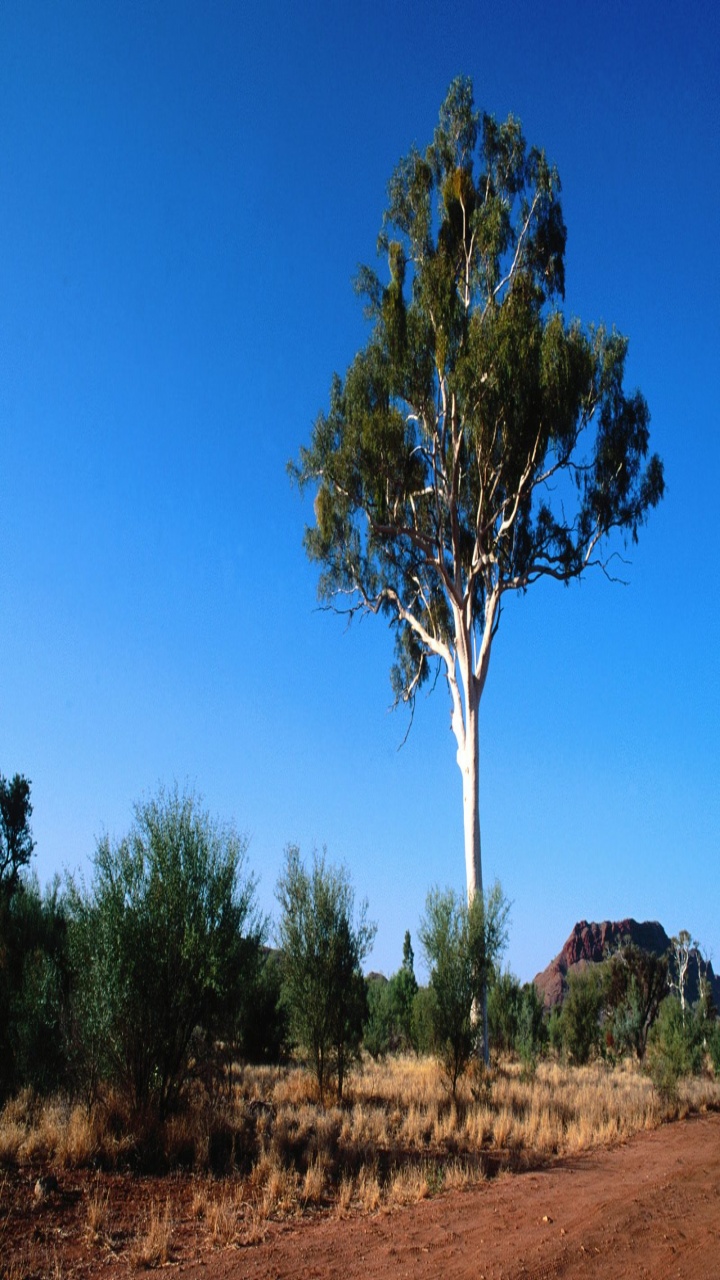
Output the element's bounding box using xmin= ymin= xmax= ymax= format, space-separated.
xmin=410 ymin=986 xmax=437 ymax=1057
xmin=516 ymin=981 xmax=546 ymax=1071
xmin=66 ymin=786 xmax=262 ymax=1117
xmin=487 ymin=970 xmax=522 ymax=1056
xmin=707 ymin=1021 xmax=720 ymax=1077
xmin=646 ymin=996 xmax=704 ymax=1097
xmin=604 ymin=944 xmax=668 ymax=1060
xmin=560 ymin=968 xmax=603 ymax=1065
xmin=418 ymin=882 xmax=509 ymax=1096
xmin=363 ymin=931 xmax=419 ymax=1058
xmin=276 ymin=846 xmax=376 ymax=1103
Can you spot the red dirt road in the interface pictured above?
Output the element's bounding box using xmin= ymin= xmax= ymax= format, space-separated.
xmin=6 ymin=1111 xmax=720 ymax=1278
xmin=184 ymin=1112 xmax=720 ymax=1280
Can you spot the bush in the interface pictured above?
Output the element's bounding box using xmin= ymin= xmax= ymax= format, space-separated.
xmin=66 ymin=786 xmax=262 ymax=1117
xmin=604 ymin=944 xmax=668 ymax=1060
xmin=410 ymin=986 xmax=437 ymax=1057
xmin=487 ymin=971 xmax=545 ymax=1069
xmin=418 ymin=882 xmax=509 ymax=1096
xmin=363 ymin=931 xmax=419 ymax=1058
xmin=708 ymin=1021 xmax=720 ymax=1077
xmin=0 ymin=876 xmax=68 ymax=1100
xmin=547 ymin=1005 xmax=563 ymax=1056
xmin=235 ymin=949 xmax=290 ymax=1065
xmin=487 ymin=970 xmax=522 ymax=1057
xmin=276 ymin=846 xmax=376 ymax=1103
xmin=647 ymin=996 xmax=704 ymax=1097
xmin=560 ymin=968 xmax=603 ymax=1065
xmin=516 ymin=981 xmax=546 ymax=1071
xmin=364 ymin=977 xmax=394 ymax=1059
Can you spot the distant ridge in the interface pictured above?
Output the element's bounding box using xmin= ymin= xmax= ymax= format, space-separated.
xmin=533 ymin=918 xmax=720 ymax=1010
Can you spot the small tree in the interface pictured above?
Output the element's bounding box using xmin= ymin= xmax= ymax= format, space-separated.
xmin=0 ymin=773 xmax=34 ymax=900
xmin=604 ymin=943 xmax=667 ymax=1060
xmin=488 ymin=969 xmax=522 ymax=1056
xmin=364 ymin=930 xmax=419 ymax=1058
xmin=647 ymin=996 xmax=704 ymax=1099
xmin=560 ymin=968 xmax=603 ymax=1065
xmin=410 ymin=985 xmax=438 ymax=1057
xmin=516 ymin=981 xmax=546 ymax=1072
xmin=0 ymin=875 xmax=69 ymax=1101
xmin=394 ymin=930 xmax=419 ymax=1048
xmin=419 ymin=881 xmax=508 ymax=1095
xmin=276 ymin=847 xmax=376 ymax=1103
xmin=364 ymin=976 xmax=393 ymax=1059
xmin=67 ymin=786 xmax=262 ymax=1117
xmin=235 ymin=949 xmax=290 ymax=1065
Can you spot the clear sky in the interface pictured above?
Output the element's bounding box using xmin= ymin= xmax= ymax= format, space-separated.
xmin=1 ymin=0 xmax=718 ymax=983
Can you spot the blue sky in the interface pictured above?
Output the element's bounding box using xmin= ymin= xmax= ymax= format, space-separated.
xmin=1 ymin=0 xmax=718 ymax=982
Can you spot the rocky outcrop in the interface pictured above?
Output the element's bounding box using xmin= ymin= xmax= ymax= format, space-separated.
xmin=533 ymin=918 xmax=720 ymax=1011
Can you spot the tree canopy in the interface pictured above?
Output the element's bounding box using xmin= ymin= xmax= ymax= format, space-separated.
xmin=276 ymin=846 xmax=376 ymax=1103
xmin=292 ymin=77 xmax=664 ymax=917
xmin=0 ymin=773 xmax=35 ymax=898
xmin=419 ymin=881 xmax=509 ymax=1094
xmin=67 ymin=786 xmax=263 ymax=1117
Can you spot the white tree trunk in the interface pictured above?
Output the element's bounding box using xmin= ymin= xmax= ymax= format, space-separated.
xmin=460 ymin=699 xmax=482 ymax=903
xmin=455 ymin=667 xmax=490 ymax=1064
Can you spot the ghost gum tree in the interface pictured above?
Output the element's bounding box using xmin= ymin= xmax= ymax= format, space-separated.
xmin=292 ymin=79 xmax=663 ymax=1027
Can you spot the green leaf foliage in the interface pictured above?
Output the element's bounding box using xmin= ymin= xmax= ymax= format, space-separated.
xmin=363 ymin=929 xmax=419 ymax=1058
xmin=66 ymin=786 xmax=262 ymax=1118
xmin=0 ymin=773 xmax=35 ymax=900
xmin=646 ymin=996 xmax=705 ymax=1098
xmin=276 ymin=847 xmax=376 ymax=1103
xmin=292 ymin=76 xmax=664 ymax=712
xmin=419 ymin=882 xmax=509 ymax=1095
xmin=604 ymin=943 xmax=668 ymax=1060
xmin=488 ymin=970 xmax=546 ymax=1069
xmin=0 ymin=875 xmax=68 ymax=1101
xmin=559 ymin=967 xmax=604 ymax=1065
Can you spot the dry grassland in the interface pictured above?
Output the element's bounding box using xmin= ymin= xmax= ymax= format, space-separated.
xmin=1 ymin=1054 xmax=719 ymax=1267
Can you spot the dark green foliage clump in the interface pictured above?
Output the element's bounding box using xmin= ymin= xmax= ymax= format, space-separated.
xmin=0 ymin=876 xmax=69 ymax=1101
xmin=487 ymin=970 xmax=546 ymax=1071
xmin=604 ymin=943 xmax=668 ymax=1060
xmin=66 ymin=786 xmax=263 ymax=1118
xmin=0 ymin=773 xmax=35 ymax=897
xmin=364 ymin=930 xmax=419 ymax=1057
xmin=559 ymin=968 xmax=604 ymax=1065
xmin=276 ymin=846 xmax=376 ymax=1104
xmin=646 ymin=997 xmax=704 ymax=1098
xmin=419 ymin=882 xmax=509 ymax=1096
xmin=0 ymin=775 xmax=70 ymax=1102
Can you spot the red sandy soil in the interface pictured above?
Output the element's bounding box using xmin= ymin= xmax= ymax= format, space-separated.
xmin=4 ymin=1111 xmax=719 ymax=1279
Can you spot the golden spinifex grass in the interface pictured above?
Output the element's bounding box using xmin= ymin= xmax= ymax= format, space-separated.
xmin=1 ymin=1055 xmax=719 ymax=1233
xmin=129 ymin=1198 xmax=172 ymax=1270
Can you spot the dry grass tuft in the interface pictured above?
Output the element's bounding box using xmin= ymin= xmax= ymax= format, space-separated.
xmin=355 ymin=1164 xmax=381 ymax=1213
xmin=441 ymin=1158 xmax=476 ymax=1191
xmin=204 ymin=1192 xmax=239 ymax=1247
xmin=386 ymin=1163 xmax=431 ymax=1206
xmin=301 ymin=1156 xmax=327 ymax=1205
xmin=85 ymin=1178 xmax=110 ymax=1243
xmin=130 ymin=1199 xmax=172 ymax=1270
xmin=260 ymin=1164 xmax=298 ymax=1218
xmin=0 ymin=1121 xmax=23 ymax=1167
xmin=336 ymin=1173 xmax=354 ymax=1216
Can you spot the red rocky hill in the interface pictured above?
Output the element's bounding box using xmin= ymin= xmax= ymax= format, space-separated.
xmin=533 ymin=917 xmax=720 ymax=1010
